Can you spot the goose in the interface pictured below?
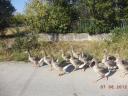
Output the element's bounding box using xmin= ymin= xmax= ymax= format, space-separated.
xmin=78 ymin=52 xmax=88 ymax=63
xmin=115 ymin=54 xmax=128 ymax=77
xmin=89 ymin=58 xmax=112 ymax=82
xmin=69 ymin=51 xmax=83 ymax=71
xmin=78 ymin=60 xmax=90 ymax=71
xmin=102 ymin=49 xmax=117 ymax=71
xmin=25 ymin=50 xmax=44 ymax=67
xmin=60 ymin=49 xmax=70 ymax=61
xmin=78 ymin=52 xmax=90 ymax=70
xmin=41 ymin=50 xmax=52 ymax=71
xmin=51 ymin=56 xmax=72 ymax=76
xmin=71 ymin=46 xmax=79 ymax=59
xmin=102 ymin=49 xmax=116 ymax=63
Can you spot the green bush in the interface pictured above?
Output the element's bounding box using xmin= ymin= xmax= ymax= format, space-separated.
xmin=11 ymin=13 xmax=26 ymax=26
xmin=111 ymin=26 xmax=128 ymax=42
xmin=25 ymin=0 xmax=79 ymax=33
xmin=85 ymin=0 xmax=128 ymax=34
xmin=45 ymin=5 xmax=70 ymax=33
xmin=13 ymin=28 xmax=40 ymax=52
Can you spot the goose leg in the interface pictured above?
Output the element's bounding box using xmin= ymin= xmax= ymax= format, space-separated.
xmin=48 ymin=64 xmax=53 ymax=71
xmin=32 ymin=64 xmax=39 ymax=69
xmin=32 ymin=64 xmax=35 ymax=67
xmin=36 ymin=64 xmax=40 ymax=68
xmin=96 ymin=75 xmax=108 ymax=82
xmin=58 ymin=71 xmax=65 ymax=76
xmin=32 ymin=64 xmax=37 ymax=67
xmin=106 ymin=76 xmax=108 ymax=80
xmin=73 ymin=66 xmax=77 ymax=71
xmin=50 ymin=65 xmax=53 ymax=71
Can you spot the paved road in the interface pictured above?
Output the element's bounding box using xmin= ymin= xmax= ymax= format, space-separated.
xmin=0 ymin=62 xmax=128 ymax=96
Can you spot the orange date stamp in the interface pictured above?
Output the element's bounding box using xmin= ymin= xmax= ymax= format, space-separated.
xmin=99 ymin=84 xmax=128 ymax=90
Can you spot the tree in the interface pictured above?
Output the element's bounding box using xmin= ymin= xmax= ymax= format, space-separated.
xmin=25 ymin=0 xmax=49 ymax=33
xmin=0 ymin=0 xmax=15 ymax=32
xmin=11 ymin=13 xmax=26 ymax=26
xmin=25 ymin=0 xmax=79 ymax=33
xmin=85 ymin=0 xmax=128 ymax=34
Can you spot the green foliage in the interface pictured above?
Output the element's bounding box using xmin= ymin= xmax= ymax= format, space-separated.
xmin=25 ymin=0 xmax=79 ymax=33
xmin=25 ymin=0 xmax=48 ymax=32
xmin=13 ymin=28 xmax=40 ymax=52
xmin=77 ymin=0 xmax=89 ymax=19
xmin=45 ymin=5 xmax=70 ymax=33
xmin=111 ymin=26 xmax=128 ymax=42
xmin=11 ymin=13 xmax=26 ymax=26
xmin=85 ymin=0 xmax=128 ymax=34
xmin=0 ymin=0 xmax=15 ymax=32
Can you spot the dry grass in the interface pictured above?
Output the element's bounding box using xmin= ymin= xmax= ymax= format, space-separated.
xmin=1 ymin=26 xmax=30 ymax=36
xmin=0 ymin=38 xmax=128 ymax=61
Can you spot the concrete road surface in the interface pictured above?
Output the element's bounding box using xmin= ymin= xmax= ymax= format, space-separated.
xmin=0 ymin=62 xmax=128 ymax=96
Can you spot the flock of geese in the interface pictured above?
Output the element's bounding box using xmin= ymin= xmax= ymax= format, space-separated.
xmin=25 ymin=47 xmax=128 ymax=82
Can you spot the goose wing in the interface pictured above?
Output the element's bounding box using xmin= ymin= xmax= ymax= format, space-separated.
xmin=75 ymin=59 xmax=83 ymax=65
xmin=106 ymin=60 xmax=116 ymax=67
xmin=98 ymin=66 xmax=109 ymax=74
xmin=58 ymin=60 xmax=69 ymax=67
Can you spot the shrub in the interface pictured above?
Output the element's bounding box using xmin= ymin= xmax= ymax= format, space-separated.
xmin=111 ymin=26 xmax=128 ymax=42
xmin=13 ymin=28 xmax=40 ymax=52
xmin=25 ymin=0 xmax=79 ymax=33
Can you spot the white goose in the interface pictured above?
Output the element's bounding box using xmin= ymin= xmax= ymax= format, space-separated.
xmin=25 ymin=50 xmax=44 ymax=67
xmin=69 ymin=51 xmax=83 ymax=71
xmin=102 ymin=49 xmax=117 ymax=70
xmin=78 ymin=52 xmax=88 ymax=63
xmin=42 ymin=50 xmax=52 ymax=70
xmin=60 ymin=49 xmax=70 ymax=61
xmin=115 ymin=54 xmax=128 ymax=77
xmin=90 ymin=58 xmax=112 ymax=82
xmin=51 ymin=56 xmax=72 ymax=76
xmin=71 ymin=46 xmax=79 ymax=59
xmin=78 ymin=52 xmax=90 ymax=70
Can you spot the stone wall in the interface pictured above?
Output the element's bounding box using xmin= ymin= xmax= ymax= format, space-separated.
xmin=38 ymin=33 xmax=112 ymax=41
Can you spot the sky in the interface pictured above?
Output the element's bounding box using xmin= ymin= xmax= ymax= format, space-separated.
xmin=11 ymin=0 xmax=28 ymax=13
